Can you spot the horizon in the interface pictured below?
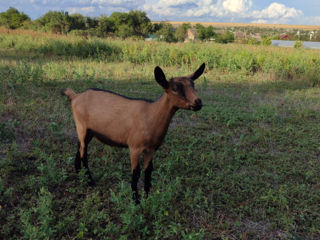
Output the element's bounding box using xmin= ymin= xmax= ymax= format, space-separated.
xmin=0 ymin=0 xmax=319 ymax=26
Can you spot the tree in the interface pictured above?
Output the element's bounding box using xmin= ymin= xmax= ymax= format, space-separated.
xmin=127 ymin=10 xmax=152 ymax=37
xmin=195 ymin=24 xmax=206 ymax=40
xmin=109 ymin=11 xmax=151 ymax=38
xmin=206 ymin=26 xmax=216 ymax=39
xmin=216 ymin=31 xmax=234 ymax=44
xmin=155 ymin=23 xmax=177 ymax=42
xmin=38 ymin=11 xmax=72 ymax=34
xmin=84 ymin=16 xmax=98 ymax=29
xmin=70 ymin=13 xmax=86 ymax=31
xmin=195 ymin=24 xmax=216 ymax=41
xmin=96 ymin=15 xmax=114 ymax=37
xmin=0 ymin=7 xmax=30 ymax=29
xmin=175 ymin=23 xmax=191 ymax=42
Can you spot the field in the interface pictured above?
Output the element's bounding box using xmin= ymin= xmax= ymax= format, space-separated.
xmin=157 ymin=21 xmax=320 ymax=31
xmin=1 ymin=29 xmax=320 ymax=239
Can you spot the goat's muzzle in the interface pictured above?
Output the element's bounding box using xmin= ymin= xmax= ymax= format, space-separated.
xmin=190 ymin=98 xmax=202 ymax=111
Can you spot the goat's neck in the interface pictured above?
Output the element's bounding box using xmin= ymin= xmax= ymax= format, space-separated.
xmin=150 ymin=93 xmax=177 ymax=137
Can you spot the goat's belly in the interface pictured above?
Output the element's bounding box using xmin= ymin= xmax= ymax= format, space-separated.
xmin=88 ymin=129 xmax=128 ymax=148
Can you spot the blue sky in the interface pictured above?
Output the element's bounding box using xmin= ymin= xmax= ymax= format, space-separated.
xmin=0 ymin=0 xmax=319 ymax=25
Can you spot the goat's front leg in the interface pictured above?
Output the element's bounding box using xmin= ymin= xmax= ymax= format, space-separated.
xmin=130 ymin=148 xmax=142 ymax=204
xmin=144 ymin=150 xmax=154 ymax=197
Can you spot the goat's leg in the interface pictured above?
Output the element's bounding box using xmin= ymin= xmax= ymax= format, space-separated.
xmin=75 ymin=122 xmax=87 ymax=174
xmin=75 ymin=142 xmax=81 ymax=173
xmin=144 ymin=151 xmax=154 ymax=197
xmin=130 ymin=148 xmax=142 ymax=204
xmin=81 ymin=132 xmax=95 ymax=186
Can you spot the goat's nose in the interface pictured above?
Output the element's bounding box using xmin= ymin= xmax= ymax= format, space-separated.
xmin=195 ymin=98 xmax=202 ymax=106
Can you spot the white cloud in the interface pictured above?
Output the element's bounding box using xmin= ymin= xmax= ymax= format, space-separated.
xmin=0 ymin=0 xmax=307 ymax=24
xmin=222 ymin=0 xmax=252 ymax=13
xmin=254 ymin=3 xmax=302 ymax=20
xmin=67 ymin=6 xmax=95 ymax=14
xmin=143 ymin=0 xmax=303 ymax=24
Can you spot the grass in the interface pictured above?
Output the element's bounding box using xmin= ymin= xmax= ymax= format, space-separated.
xmin=1 ymin=30 xmax=320 ymax=239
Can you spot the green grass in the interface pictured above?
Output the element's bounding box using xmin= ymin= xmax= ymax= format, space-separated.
xmin=1 ymin=32 xmax=320 ymax=239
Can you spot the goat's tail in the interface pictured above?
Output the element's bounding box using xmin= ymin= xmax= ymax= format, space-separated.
xmin=61 ymin=88 xmax=77 ymax=101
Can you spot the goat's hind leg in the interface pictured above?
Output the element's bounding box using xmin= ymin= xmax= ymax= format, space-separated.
xmin=75 ymin=142 xmax=82 ymax=173
xmin=76 ymin=124 xmax=95 ymax=186
xmin=82 ymin=131 xmax=95 ymax=186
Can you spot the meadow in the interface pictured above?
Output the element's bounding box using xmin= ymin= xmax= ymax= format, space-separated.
xmin=1 ymin=29 xmax=320 ymax=239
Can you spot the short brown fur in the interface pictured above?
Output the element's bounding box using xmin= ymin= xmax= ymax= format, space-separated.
xmin=62 ymin=63 xmax=205 ymax=202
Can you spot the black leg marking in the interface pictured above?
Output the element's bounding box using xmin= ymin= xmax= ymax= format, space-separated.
xmin=81 ymin=132 xmax=95 ymax=186
xmin=144 ymin=161 xmax=153 ymax=197
xmin=131 ymin=164 xmax=141 ymax=204
xmin=74 ymin=142 xmax=81 ymax=173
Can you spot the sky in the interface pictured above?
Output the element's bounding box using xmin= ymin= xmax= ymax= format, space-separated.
xmin=0 ymin=0 xmax=319 ymax=25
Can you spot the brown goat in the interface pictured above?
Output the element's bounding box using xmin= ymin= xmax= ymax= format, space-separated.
xmin=62 ymin=63 xmax=205 ymax=203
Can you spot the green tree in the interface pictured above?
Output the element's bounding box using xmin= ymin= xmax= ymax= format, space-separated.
xmin=195 ymin=24 xmax=216 ymax=41
xmin=127 ymin=10 xmax=152 ymax=37
xmin=70 ymin=13 xmax=86 ymax=30
xmin=155 ymin=23 xmax=177 ymax=42
xmin=38 ymin=11 xmax=72 ymax=34
xmin=96 ymin=15 xmax=114 ymax=37
xmin=109 ymin=11 xmax=151 ymax=38
xmin=84 ymin=16 xmax=98 ymax=29
xmin=175 ymin=23 xmax=191 ymax=42
xmin=206 ymin=26 xmax=216 ymax=39
xmin=195 ymin=24 xmax=206 ymax=40
xmin=216 ymin=31 xmax=234 ymax=44
xmin=0 ymin=7 xmax=30 ymax=29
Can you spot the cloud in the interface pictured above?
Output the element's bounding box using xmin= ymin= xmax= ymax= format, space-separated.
xmin=143 ymin=0 xmax=303 ymax=24
xmin=253 ymin=2 xmax=302 ymax=22
xmin=222 ymin=0 xmax=252 ymax=13
xmin=0 ymin=0 xmax=307 ymax=24
xmin=67 ymin=6 xmax=95 ymax=14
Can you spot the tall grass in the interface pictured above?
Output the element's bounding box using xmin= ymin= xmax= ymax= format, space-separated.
xmin=1 ymin=29 xmax=320 ymax=85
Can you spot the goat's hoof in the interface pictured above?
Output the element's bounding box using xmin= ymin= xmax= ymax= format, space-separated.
xmin=132 ymin=192 xmax=140 ymax=205
xmin=88 ymin=179 xmax=96 ymax=187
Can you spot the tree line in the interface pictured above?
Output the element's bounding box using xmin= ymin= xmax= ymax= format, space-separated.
xmin=0 ymin=7 xmax=235 ymax=43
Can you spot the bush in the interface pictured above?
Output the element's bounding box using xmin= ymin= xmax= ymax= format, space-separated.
xmin=262 ymin=36 xmax=272 ymax=46
xmin=294 ymin=40 xmax=303 ymax=49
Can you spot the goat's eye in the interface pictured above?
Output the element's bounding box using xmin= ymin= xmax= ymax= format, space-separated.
xmin=172 ymin=84 xmax=181 ymax=92
xmin=172 ymin=84 xmax=185 ymax=97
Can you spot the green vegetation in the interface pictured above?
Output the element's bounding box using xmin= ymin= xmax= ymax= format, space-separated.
xmin=294 ymin=40 xmax=303 ymax=49
xmin=195 ymin=24 xmax=216 ymax=41
xmin=0 ymin=7 xmax=30 ymax=29
xmin=1 ymin=30 xmax=320 ymax=239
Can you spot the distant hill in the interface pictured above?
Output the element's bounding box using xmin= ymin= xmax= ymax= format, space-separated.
xmin=152 ymin=21 xmax=320 ymax=30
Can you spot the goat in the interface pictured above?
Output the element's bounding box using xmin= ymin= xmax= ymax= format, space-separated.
xmin=61 ymin=63 xmax=205 ymax=204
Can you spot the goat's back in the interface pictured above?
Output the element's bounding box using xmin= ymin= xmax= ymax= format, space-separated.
xmin=71 ymin=89 xmax=153 ymax=147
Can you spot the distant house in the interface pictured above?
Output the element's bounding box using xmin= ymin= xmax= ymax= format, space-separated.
xmin=234 ymin=31 xmax=246 ymax=39
xmin=280 ymin=34 xmax=289 ymax=40
xmin=249 ymin=33 xmax=262 ymax=41
xmin=185 ymin=29 xmax=196 ymax=41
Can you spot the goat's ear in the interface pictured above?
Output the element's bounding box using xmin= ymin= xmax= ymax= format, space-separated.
xmin=154 ymin=66 xmax=168 ymax=89
xmin=189 ymin=63 xmax=205 ymax=81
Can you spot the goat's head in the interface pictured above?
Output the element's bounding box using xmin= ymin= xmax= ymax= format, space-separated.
xmin=154 ymin=63 xmax=205 ymax=111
